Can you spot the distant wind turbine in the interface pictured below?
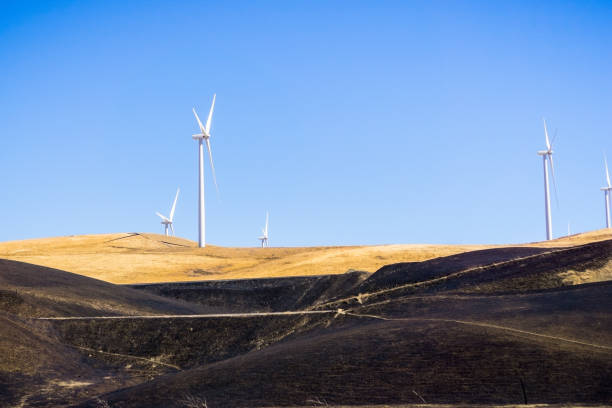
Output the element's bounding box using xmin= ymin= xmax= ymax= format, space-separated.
xmin=537 ymin=118 xmax=558 ymax=241
xmin=192 ymin=94 xmax=218 ymax=248
xmin=258 ymin=212 xmax=269 ymax=248
xmin=156 ymin=188 xmax=180 ymax=236
xmin=602 ymin=154 xmax=611 ymax=229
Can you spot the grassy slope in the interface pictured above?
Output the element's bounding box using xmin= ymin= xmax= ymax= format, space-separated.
xmin=0 ymin=229 xmax=610 ymax=284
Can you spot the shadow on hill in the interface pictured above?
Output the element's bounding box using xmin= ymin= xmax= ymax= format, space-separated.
xmin=322 ymin=239 xmax=612 ymax=310
xmin=77 ymin=315 xmax=612 ymax=408
xmin=3 ymin=238 xmax=612 ymax=407
xmin=0 ymin=259 xmax=213 ymax=406
xmin=0 ymin=259 xmax=205 ymax=318
xmin=358 ymin=246 xmax=552 ymax=292
xmin=75 ymin=239 xmax=612 ymax=407
xmin=127 ymin=271 xmax=369 ymax=313
xmin=50 ymin=314 xmax=331 ymax=370
xmin=0 ymin=312 xmax=163 ymax=408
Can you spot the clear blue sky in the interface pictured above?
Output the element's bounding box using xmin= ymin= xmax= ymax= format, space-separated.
xmin=1 ymin=0 xmax=611 ymax=246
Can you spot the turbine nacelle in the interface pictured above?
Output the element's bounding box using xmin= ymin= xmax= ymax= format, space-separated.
xmin=537 ymin=150 xmax=553 ymax=156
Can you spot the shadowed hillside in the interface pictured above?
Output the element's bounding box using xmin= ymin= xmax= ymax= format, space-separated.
xmin=0 ymin=259 xmax=210 ymax=406
xmin=0 ymin=259 xmax=205 ymax=318
xmin=127 ymin=271 xmax=368 ymax=313
xmin=75 ymin=237 xmax=612 ymax=408
xmin=78 ymin=316 xmax=612 ymax=408
xmin=2 ymin=231 xmax=612 ymax=407
xmin=50 ymin=314 xmax=331 ymax=370
xmin=324 ymin=239 xmax=612 ymax=309
xmin=0 ymin=312 xmax=168 ymax=408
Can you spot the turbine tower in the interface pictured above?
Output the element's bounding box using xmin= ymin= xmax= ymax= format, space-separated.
xmin=258 ymin=212 xmax=269 ymax=248
xmin=537 ymin=118 xmax=557 ymax=241
xmin=192 ymin=95 xmax=218 ymax=248
xmin=602 ymin=154 xmax=611 ymax=229
xmin=156 ymin=188 xmax=180 ymax=236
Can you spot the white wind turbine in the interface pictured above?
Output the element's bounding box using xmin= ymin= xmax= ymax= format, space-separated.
xmin=258 ymin=212 xmax=269 ymax=248
xmin=537 ymin=118 xmax=558 ymax=241
xmin=601 ymin=154 xmax=611 ymax=229
xmin=192 ymin=94 xmax=218 ymax=248
xmin=156 ymin=188 xmax=180 ymax=236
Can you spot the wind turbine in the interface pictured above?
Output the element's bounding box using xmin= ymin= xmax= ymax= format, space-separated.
xmin=537 ymin=118 xmax=558 ymax=241
xmin=601 ymin=154 xmax=611 ymax=229
xmin=156 ymin=188 xmax=180 ymax=236
xmin=192 ymin=94 xmax=218 ymax=248
xmin=258 ymin=212 xmax=269 ymax=248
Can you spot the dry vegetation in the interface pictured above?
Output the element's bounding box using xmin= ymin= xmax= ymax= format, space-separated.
xmin=0 ymin=229 xmax=610 ymax=284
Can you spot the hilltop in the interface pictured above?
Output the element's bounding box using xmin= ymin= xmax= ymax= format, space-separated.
xmin=0 ymin=229 xmax=610 ymax=284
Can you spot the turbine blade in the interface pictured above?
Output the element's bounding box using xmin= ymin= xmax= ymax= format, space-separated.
xmin=193 ymin=108 xmax=207 ymax=135
xmin=543 ymin=118 xmax=551 ymax=151
xmin=605 ymin=153 xmax=611 ymax=188
xmin=169 ymin=188 xmax=180 ymax=221
xmin=549 ymin=154 xmax=560 ymax=208
xmin=206 ymin=94 xmax=216 ymax=134
xmin=170 ymin=223 xmax=175 ymax=237
xmin=156 ymin=212 xmax=169 ymax=222
xmin=205 ymin=138 xmax=219 ymax=194
xmin=265 ymin=211 xmax=269 ymax=236
xmin=549 ymin=128 xmax=558 ymax=150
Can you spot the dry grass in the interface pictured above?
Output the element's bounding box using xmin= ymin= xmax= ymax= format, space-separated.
xmin=0 ymin=230 xmax=610 ymax=284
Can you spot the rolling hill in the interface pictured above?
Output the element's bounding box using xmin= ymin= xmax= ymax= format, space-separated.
xmin=77 ymin=285 xmax=612 ymax=407
xmin=0 ymin=259 xmax=205 ymax=318
xmin=0 ymin=229 xmax=609 ymax=284
xmin=1 ymin=230 xmax=612 ymax=407
xmin=72 ymin=236 xmax=612 ymax=407
xmin=0 ymin=259 xmax=204 ymax=406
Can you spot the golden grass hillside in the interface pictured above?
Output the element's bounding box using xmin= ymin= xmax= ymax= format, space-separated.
xmin=0 ymin=230 xmax=610 ymax=284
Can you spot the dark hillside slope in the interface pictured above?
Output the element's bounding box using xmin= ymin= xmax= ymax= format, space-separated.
xmin=0 ymin=259 xmax=205 ymax=317
xmin=0 ymin=259 xmax=208 ymax=406
xmin=339 ymin=239 xmax=612 ymax=308
xmin=358 ymin=246 xmax=552 ymax=292
xmin=127 ymin=271 xmax=368 ymax=313
xmin=357 ymin=281 xmax=612 ymax=348
xmin=80 ymin=243 xmax=612 ymax=408
xmin=51 ymin=314 xmax=330 ymax=369
xmin=79 ymin=317 xmax=612 ymax=408
xmin=0 ymin=313 xmax=150 ymax=408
